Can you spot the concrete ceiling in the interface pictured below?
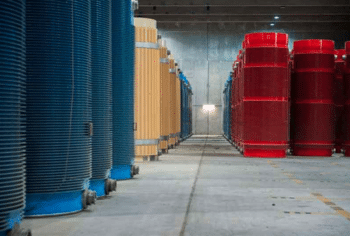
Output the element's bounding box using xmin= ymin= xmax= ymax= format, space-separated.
xmin=136 ymin=0 xmax=350 ymax=30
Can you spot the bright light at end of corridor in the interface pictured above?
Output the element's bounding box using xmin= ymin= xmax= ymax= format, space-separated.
xmin=202 ymin=105 xmax=216 ymax=112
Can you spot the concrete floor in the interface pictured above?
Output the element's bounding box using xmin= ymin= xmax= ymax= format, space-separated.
xmin=23 ymin=135 xmax=350 ymax=236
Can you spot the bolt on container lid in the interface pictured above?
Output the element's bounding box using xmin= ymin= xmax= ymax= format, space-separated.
xmin=335 ymin=49 xmax=346 ymax=61
xmin=293 ymin=39 xmax=334 ymax=54
xmin=244 ymin=32 xmax=288 ymax=48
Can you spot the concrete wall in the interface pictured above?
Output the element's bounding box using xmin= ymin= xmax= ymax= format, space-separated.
xmin=158 ymin=23 xmax=349 ymax=134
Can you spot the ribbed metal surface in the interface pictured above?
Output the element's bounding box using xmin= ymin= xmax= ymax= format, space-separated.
xmin=292 ymin=39 xmax=335 ymax=157
xmin=334 ymin=49 xmax=346 ymax=153
xmin=243 ymin=33 xmax=289 ymax=158
xmin=0 ymin=0 xmax=26 ymax=233
xmin=223 ymin=75 xmax=232 ymax=141
xmin=342 ymin=41 xmax=350 ymax=156
xmin=227 ymin=77 xmax=232 ymax=141
xmin=180 ymin=73 xmax=191 ymax=140
xmin=180 ymin=75 xmax=186 ymax=139
xmin=26 ymin=0 xmax=91 ymax=193
xmin=111 ymin=0 xmax=135 ymax=173
xmin=91 ymin=0 xmax=112 ymax=180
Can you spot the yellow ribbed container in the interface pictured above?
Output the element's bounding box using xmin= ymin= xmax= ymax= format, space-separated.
xmin=175 ymin=68 xmax=181 ymax=144
xmin=168 ymin=56 xmax=176 ymax=148
xmin=159 ymin=41 xmax=170 ymax=152
xmin=134 ymin=18 xmax=160 ymax=159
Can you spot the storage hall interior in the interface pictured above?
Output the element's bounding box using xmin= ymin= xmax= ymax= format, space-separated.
xmin=1 ymin=0 xmax=350 ymax=235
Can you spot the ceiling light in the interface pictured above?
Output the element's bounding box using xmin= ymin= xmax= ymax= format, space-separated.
xmin=270 ymin=23 xmax=275 ymax=26
xmin=274 ymin=16 xmax=279 ymax=20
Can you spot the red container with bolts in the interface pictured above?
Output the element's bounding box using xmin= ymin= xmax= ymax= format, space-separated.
xmin=243 ymin=32 xmax=289 ymax=157
xmin=334 ymin=49 xmax=346 ymax=153
xmin=343 ymin=42 xmax=350 ymax=156
xmin=292 ymin=40 xmax=335 ymax=156
xmin=290 ymin=50 xmax=295 ymax=151
xmin=238 ymin=50 xmax=243 ymax=150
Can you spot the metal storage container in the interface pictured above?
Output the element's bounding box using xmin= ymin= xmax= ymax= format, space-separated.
xmin=26 ymin=0 xmax=95 ymax=216
xmin=175 ymin=67 xmax=182 ymax=145
xmin=111 ymin=0 xmax=138 ymax=180
xmin=0 ymin=1 xmax=27 ymax=234
xmin=243 ymin=32 xmax=289 ymax=157
xmin=90 ymin=0 xmax=116 ymax=197
xmin=168 ymin=57 xmax=177 ymax=148
xmin=188 ymin=84 xmax=193 ymax=136
xmin=344 ymin=42 xmax=350 ymax=156
xmin=180 ymin=74 xmax=186 ymax=140
xmin=159 ymin=41 xmax=171 ymax=153
xmin=334 ymin=49 xmax=346 ymax=153
xmin=134 ymin=18 xmax=161 ymax=160
xmin=292 ymin=40 xmax=335 ymax=156
xmin=223 ymin=74 xmax=233 ymax=142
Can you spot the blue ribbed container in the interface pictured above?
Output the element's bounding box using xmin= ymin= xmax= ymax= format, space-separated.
xmin=180 ymin=75 xmax=185 ymax=139
xmin=188 ymin=83 xmax=193 ymax=137
xmin=227 ymin=75 xmax=232 ymax=141
xmin=180 ymin=73 xmax=191 ymax=140
xmin=90 ymin=0 xmax=112 ymax=197
xmin=111 ymin=0 xmax=135 ymax=180
xmin=26 ymin=0 xmax=92 ymax=216
xmin=0 ymin=1 xmax=26 ymax=234
xmin=223 ymin=74 xmax=232 ymax=141
xmin=223 ymin=81 xmax=228 ymax=139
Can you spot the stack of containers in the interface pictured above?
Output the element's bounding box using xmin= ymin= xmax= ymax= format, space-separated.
xmin=231 ymin=60 xmax=237 ymax=146
xmin=289 ymin=49 xmax=295 ymax=150
xmin=234 ymin=50 xmax=243 ymax=151
xmin=188 ymin=83 xmax=193 ymax=136
xmin=344 ymin=41 xmax=350 ymax=156
xmin=26 ymin=0 xmax=96 ymax=216
xmin=223 ymin=80 xmax=228 ymax=140
xmin=180 ymin=72 xmax=193 ymax=140
xmin=168 ymin=56 xmax=177 ymax=148
xmin=292 ymin=40 xmax=335 ymax=156
xmin=159 ymin=41 xmax=170 ymax=153
xmin=90 ymin=0 xmax=116 ymax=197
xmin=175 ymin=67 xmax=182 ymax=145
xmin=111 ymin=0 xmax=138 ymax=180
xmin=180 ymin=73 xmax=189 ymax=140
xmin=0 ymin=1 xmax=27 ymax=235
xmin=223 ymin=73 xmax=232 ymax=141
xmin=334 ymin=49 xmax=346 ymax=153
xmin=228 ymin=74 xmax=233 ymax=141
xmin=134 ymin=18 xmax=161 ymax=160
xmin=242 ymin=33 xmax=289 ymax=157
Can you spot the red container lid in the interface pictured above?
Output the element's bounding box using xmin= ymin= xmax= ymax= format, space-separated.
xmin=244 ymin=32 xmax=288 ymax=48
xmin=346 ymin=41 xmax=350 ymax=54
xmin=293 ymin=39 xmax=334 ymax=54
xmin=335 ymin=49 xmax=346 ymax=61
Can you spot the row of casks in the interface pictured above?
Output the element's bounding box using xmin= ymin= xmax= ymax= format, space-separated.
xmin=180 ymin=72 xmax=193 ymax=140
xmin=0 ymin=1 xmax=137 ymax=234
xmin=223 ymin=74 xmax=233 ymax=141
xmin=134 ymin=17 xmax=183 ymax=160
xmin=230 ymin=32 xmax=350 ymax=157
